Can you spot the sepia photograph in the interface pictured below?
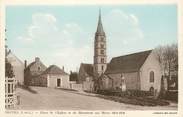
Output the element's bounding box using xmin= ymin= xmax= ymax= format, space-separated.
xmin=2 ymin=1 xmax=180 ymax=115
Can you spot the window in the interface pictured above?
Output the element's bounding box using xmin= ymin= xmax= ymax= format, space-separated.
xmin=100 ymin=44 xmax=104 ymax=48
xmin=101 ymin=66 xmax=103 ymax=71
xmin=149 ymin=71 xmax=154 ymax=83
xmin=38 ymin=67 xmax=41 ymax=71
xmin=100 ymin=50 xmax=104 ymax=55
xmin=95 ymin=66 xmax=98 ymax=71
xmin=101 ymin=58 xmax=104 ymax=63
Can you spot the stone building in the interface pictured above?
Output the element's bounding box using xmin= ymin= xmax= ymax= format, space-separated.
xmin=93 ymin=9 xmax=107 ymax=78
xmin=78 ymin=9 xmax=163 ymax=94
xmin=41 ymin=65 xmax=70 ymax=88
xmin=6 ymin=50 xmax=24 ymax=85
xmin=24 ymin=57 xmax=47 ymax=86
xmin=102 ymin=50 xmax=163 ymax=94
xmin=78 ymin=10 xmax=107 ymax=91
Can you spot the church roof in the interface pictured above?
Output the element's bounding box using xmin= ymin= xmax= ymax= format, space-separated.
xmin=105 ymin=50 xmax=152 ymax=74
xmin=43 ymin=65 xmax=68 ymax=75
xmin=96 ymin=9 xmax=105 ymax=35
xmin=80 ymin=63 xmax=94 ymax=77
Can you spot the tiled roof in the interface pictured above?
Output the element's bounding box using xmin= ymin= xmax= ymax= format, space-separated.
xmin=26 ymin=61 xmax=36 ymax=69
xmin=43 ymin=65 xmax=68 ymax=75
xmin=105 ymin=50 xmax=152 ymax=74
xmin=25 ymin=58 xmax=47 ymax=71
xmin=6 ymin=50 xmax=24 ymax=65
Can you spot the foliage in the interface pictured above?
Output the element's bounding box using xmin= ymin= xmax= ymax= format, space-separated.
xmin=69 ymin=72 xmax=78 ymax=81
xmin=98 ymin=94 xmax=169 ymax=106
xmin=154 ymin=43 xmax=178 ymax=75
xmin=97 ymin=89 xmax=152 ymax=97
xmin=5 ymin=58 xmax=14 ymax=78
xmin=164 ymin=91 xmax=178 ymax=102
xmin=154 ymin=43 xmax=178 ymax=90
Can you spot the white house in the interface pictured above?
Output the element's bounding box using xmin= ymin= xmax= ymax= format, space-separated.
xmin=42 ymin=65 xmax=70 ymax=88
xmin=6 ymin=50 xmax=24 ymax=85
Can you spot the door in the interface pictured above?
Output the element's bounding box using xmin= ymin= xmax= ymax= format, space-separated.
xmin=57 ymin=79 xmax=61 ymax=87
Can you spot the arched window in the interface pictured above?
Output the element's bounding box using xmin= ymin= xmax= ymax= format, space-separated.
xmin=101 ymin=65 xmax=104 ymax=71
xmin=149 ymin=71 xmax=154 ymax=83
xmin=101 ymin=58 xmax=104 ymax=63
xmin=38 ymin=67 xmax=41 ymax=71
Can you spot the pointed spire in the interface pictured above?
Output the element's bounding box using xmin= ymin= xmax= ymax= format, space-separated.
xmin=96 ymin=8 xmax=105 ymax=35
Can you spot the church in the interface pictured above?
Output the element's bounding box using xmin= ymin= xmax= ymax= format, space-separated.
xmin=78 ymin=9 xmax=163 ymax=94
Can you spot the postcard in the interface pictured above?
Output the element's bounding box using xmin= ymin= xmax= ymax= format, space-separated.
xmin=0 ymin=0 xmax=182 ymax=117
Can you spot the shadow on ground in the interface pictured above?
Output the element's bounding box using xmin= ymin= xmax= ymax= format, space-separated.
xmin=18 ymin=85 xmax=38 ymax=94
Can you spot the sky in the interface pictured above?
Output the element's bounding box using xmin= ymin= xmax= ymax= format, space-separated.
xmin=6 ymin=5 xmax=177 ymax=72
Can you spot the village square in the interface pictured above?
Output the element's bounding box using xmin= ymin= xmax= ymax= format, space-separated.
xmin=5 ymin=7 xmax=178 ymax=110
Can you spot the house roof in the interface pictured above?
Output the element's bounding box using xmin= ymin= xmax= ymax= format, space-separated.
xmin=6 ymin=50 xmax=24 ymax=65
xmin=26 ymin=61 xmax=36 ymax=69
xmin=43 ymin=65 xmax=68 ymax=75
xmin=80 ymin=63 xmax=94 ymax=77
xmin=105 ymin=50 xmax=152 ymax=74
xmin=25 ymin=58 xmax=47 ymax=70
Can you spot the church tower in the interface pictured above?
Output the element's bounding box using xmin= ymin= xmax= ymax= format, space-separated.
xmin=94 ymin=9 xmax=107 ymax=78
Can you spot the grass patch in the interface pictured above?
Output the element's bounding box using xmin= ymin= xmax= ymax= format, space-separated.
xmin=98 ymin=95 xmax=169 ymax=106
xmin=164 ymin=90 xmax=178 ymax=102
xmin=96 ymin=89 xmax=169 ymax=106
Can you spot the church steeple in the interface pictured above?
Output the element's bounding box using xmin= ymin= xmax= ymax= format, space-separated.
xmin=96 ymin=9 xmax=105 ymax=35
xmin=94 ymin=8 xmax=107 ymax=78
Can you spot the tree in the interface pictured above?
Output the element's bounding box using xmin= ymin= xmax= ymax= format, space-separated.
xmin=5 ymin=58 xmax=14 ymax=78
xmin=154 ymin=43 xmax=178 ymax=90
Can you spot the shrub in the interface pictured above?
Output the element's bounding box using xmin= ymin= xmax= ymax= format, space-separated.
xmin=97 ymin=89 xmax=151 ymax=98
xmin=126 ymin=90 xmax=151 ymax=97
xmin=164 ymin=91 xmax=178 ymax=102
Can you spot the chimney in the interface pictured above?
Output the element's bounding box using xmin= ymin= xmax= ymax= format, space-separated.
xmin=62 ymin=66 xmax=64 ymax=71
xmin=24 ymin=60 xmax=27 ymax=68
xmin=70 ymin=70 xmax=72 ymax=74
xmin=35 ymin=57 xmax=40 ymax=62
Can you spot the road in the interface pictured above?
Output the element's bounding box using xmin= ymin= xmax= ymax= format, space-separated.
xmin=15 ymin=86 xmax=177 ymax=110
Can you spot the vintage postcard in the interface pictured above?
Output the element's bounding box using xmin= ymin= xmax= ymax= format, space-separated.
xmin=0 ymin=0 xmax=182 ymax=117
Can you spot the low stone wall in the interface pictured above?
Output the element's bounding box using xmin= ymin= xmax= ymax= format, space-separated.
xmin=70 ymin=83 xmax=83 ymax=91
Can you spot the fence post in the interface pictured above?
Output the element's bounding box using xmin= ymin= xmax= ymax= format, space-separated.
xmin=5 ymin=77 xmax=16 ymax=109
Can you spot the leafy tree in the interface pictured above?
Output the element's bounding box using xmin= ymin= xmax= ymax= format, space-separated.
xmin=5 ymin=58 xmax=14 ymax=78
